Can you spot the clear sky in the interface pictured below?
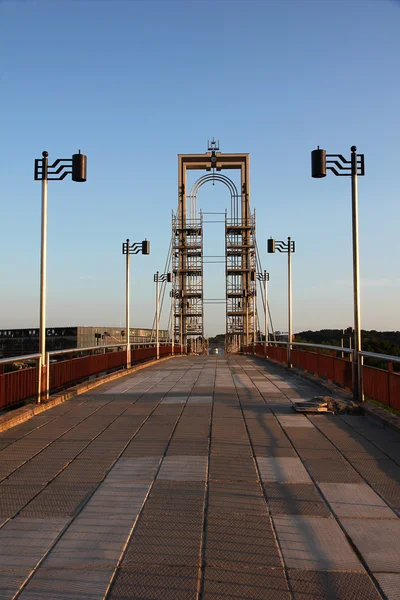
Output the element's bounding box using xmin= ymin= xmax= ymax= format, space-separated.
xmin=1 ymin=0 xmax=399 ymax=336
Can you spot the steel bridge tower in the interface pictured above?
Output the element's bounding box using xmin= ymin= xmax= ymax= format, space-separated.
xmin=172 ymin=141 xmax=256 ymax=353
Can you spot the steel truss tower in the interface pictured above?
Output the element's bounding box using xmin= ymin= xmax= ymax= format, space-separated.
xmin=172 ymin=141 xmax=256 ymax=352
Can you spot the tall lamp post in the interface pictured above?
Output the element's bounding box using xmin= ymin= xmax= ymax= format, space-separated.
xmin=34 ymin=150 xmax=87 ymax=402
xmin=154 ymin=272 xmax=172 ymax=359
xmin=252 ymin=270 xmax=270 ymax=356
xmin=122 ymin=239 xmax=150 ymax=368
xmin=268 ymin=237 xmax=295 ymax=368
xmin=311 ymin=146 xmax=365 ymax=402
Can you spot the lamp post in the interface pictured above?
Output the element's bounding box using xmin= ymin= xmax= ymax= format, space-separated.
xmin=311 ymin=146 xmax=365 ymax=402
xmin=154 ymin=272 xmax=172 ymax=359
xmin=34 ymin=150 xmax=87 ymax=403
xmin=252 ymin=270 xmax=269 ymax=356
xmin=122 ymin=239 xmax=150 ymax=368
xmin=268 ymin=237 xmax=295 ymax=368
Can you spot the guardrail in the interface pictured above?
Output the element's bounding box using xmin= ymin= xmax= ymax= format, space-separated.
xmin=0 ymin=343 xmax=183 ymax=411
xmin=244 ymin=342 xmax=400 ymax=410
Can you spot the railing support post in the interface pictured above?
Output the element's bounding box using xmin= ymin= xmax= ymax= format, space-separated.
xmin=388 ymin=361 xmax=393 ymax=407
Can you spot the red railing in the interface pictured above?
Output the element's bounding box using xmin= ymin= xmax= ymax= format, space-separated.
xmin=363 ymin=364 xmax=400 ymax=411
xmin=0 ymin=366 xmax=38 ymax=410
xmin=0 ymin=344 xmax=182 ymax=410
xmin=244 ymin=344 xmax=399 ymax=408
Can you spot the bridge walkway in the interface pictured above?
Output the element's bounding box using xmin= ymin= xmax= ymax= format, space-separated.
xmin=0 ymin=355 xmax=399 ymax=599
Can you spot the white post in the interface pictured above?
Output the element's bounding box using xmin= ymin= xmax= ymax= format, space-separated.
xmin=171 ymin=291 xmax=174 ymax=356
xmin=253 ymin=292 xmax=256 ymax=354
xmin=264 ymin=272 xmax=268 ymax=358
xmin=38 ymin=155 xmax=48 ymax=403
xmin=180 ymin=301 xmax=183 ymax=351
xmin=351 ymin=146 xmax=362 ymax=402
xmin=287 ymin=237 xmax=292 ymax=368
xmin=125 ymin=241 xmax=131 ymax=369
xmin=156 ymin=273 xmax=160 ymax=360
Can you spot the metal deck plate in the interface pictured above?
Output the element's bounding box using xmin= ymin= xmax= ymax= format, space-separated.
xmin=205 ymin=513 xmax=282 ymax=569
xmin=374 ymin=573 xmax=400 ymax=600
xmin=273 ymin=516 xmax=363 ymax=571
xmin=288 ymin=569 xmax=382 ymax=600
xmin=319 ymin=483 xmax=396 ymax=519
xmin=264 ymin=483 xmax=331 ymax=517
xmin=19 ymin=567 xmax=115 ymax=600
xmin=108 ymin=566 xmax=199 ymax=600
xmin=343 ymin=519 xmax=400 ymax=572
xmin=257 ymin=457 xmax=312 ymax=484
xmin=203 ymin=566 xmax=290 ymax=600
xmin=301 ymin=458 xmax=363 ymax=483
xmin=157 ymin=456 xmax=207 ymax=481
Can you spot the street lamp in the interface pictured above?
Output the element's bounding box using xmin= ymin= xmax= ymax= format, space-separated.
xmin=34 ymin=150 xmax=87 ymax=402
xmin=268 ymin=237 xmax=295 ymax=368
xmin=311 ymin=145 xmax=365 ymax=402
xmin=154 ymin=272 xmax=172 ymax=359
xmin=251 ymin=270 xmax=270 ymax=356
xmin=122 ymin=239 xmax=150 ymax=368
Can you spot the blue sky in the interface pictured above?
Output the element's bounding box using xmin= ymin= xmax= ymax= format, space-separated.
xmin=1 ymin=0 xmax=399 ymax=336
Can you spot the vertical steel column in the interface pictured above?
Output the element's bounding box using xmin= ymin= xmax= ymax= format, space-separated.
xmin=170 ymin=291 xmax=174 ymax=356
xmin=155 ymin=272 xmax=160 ymax=360
xmin=264 ymin=271 xmax=268 ymax=358
xmin=253 ymin=292 xmax=256 ymax=352
xmin=125 ymin=241 xmax=131 ymax=369
xmin=351 ymin=147 xmax=362 ymax=402
xmin=287 ymin=237 xmax=292 ymax=369
xmin=38 ymin=152 xmax=48 ymax=403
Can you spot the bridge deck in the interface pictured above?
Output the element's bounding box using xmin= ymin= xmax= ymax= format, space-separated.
xmin=0 ymin=356 xmax=399 ymax=599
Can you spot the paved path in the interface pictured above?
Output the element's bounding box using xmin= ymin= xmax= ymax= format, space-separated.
xmin=0 ymin=356 xmax=399 ymax=599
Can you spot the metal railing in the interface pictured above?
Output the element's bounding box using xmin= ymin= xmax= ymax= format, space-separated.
xmin=0 ymin=342 xmax=183 ymax=411
xmin=244 ymin=342 xmax=400 ymax=410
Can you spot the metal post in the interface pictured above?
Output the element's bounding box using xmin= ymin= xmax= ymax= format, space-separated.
xmin=351 ymin=146 xmax=362 ymax=402
xmin=180 ymin=302 xmax=183 ymax=351
xmin=246 ymin=300 xmax=249 ymax=350
xmin=156 ymin=273 xmax=160 ymax=360
xmin=171 ymin=292 xmax=174 ymax=356
xmin=264 ymin=272 xmax=268 ymax=358
xmin=253 ymin=293 xmax=256 ymax=353
xmin=38 ymin=153 xmax=48 ymax=403
xmin=287 ymin=237 xmax=292 ymax=368
xmin=125 ymin=240 xmax=131 ymax=369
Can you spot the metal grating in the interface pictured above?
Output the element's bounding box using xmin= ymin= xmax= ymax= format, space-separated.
xmin=264 ymin=483 xmax=331 ymax=517
xmin=301 ymin=458 xmax=363 ymax=483
xmin=288 ymin=569 xmax=382 ymax=600
xmin=209 ymin=457 xmax=257 ymax=482
xmin=343 ymin=518 xmax=400 ymax=573
xmin=273 ymin=516 xmax=363 ymax=571
xmin=123 ymin=514 xmax=203 ymax=567
xmin=257 ymin=457 xmax=312 ymax=484
xmin=108 ymin=566 xmax=199 ymax=600
xmin=374 ymin=573 xmax=400 ymax=600
xmin=146 ymin=481 xmax=205 ymax=513
xmin=20 ymin=483 xmax=95 ymax=517
xmin=319 ymin=483 xmax=396 ymax=519
xmin=350 ymin=459 xmax=400 ymax=485
xmin=0 ymin=485 xmax=43 ymax=517
xmin=19 ymin=567 xmax=115 ymax=600
xmin=203 ymin=566 xmax=290 ymax=600
xmin=205 ymin=513 xmax=282 ymax=569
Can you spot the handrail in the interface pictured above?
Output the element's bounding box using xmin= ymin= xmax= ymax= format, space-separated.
xmin=267 ymin=340 xmax=353 ymax=354
xmin=47 ymin=343 xmax=123 ymax=357
xmin=360 ymin=351 xmax=400 ymax=364
xmin=0 ymin=353 xmax=41 ymax=365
